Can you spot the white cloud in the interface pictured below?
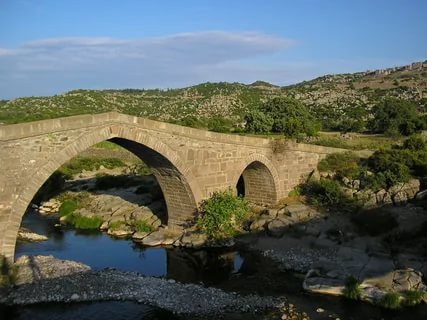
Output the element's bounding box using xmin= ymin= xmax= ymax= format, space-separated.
xmin=0 ymin=31 xmax=296 ymax=98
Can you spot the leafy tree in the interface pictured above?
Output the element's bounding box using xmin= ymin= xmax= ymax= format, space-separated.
xmin=369 ymin=98 xmax=425 ymax=136
xmin=244 ymin=109 xmax=273 ymax=133
xmin=245 ymin=97 xmax=319 ymax=137
xmin=207 ymin=116 xmax=232 ymax=133
xmin=339 ymin=105 xmax=368 ymax=133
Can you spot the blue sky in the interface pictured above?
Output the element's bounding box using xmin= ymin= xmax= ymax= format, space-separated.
xmin=0 ymin=0 xmax=426 ymax=99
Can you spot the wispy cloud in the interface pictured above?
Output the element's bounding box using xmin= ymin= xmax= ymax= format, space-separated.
xmin=0 ymin=31 xmax=295 ymax=98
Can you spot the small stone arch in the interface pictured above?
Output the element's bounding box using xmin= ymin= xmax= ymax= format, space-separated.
xmin=3 ymin=124 xmax=201 ymax=260
xmin=233 ymin=154 xmax=280 ymax=205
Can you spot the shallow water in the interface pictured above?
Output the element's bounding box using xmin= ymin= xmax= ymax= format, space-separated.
xmin=2 ymin=210 xmax=427 ymax=320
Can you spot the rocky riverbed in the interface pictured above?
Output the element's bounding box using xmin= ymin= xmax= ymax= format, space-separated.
xmin=0 ymin=255 xmax=283 ymax=316
xmin=241 ymin=202 xmax=427 ymax=306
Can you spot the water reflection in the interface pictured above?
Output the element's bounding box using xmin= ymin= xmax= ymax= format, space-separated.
xmin=165 ymin=249 xmax=242 ymax=285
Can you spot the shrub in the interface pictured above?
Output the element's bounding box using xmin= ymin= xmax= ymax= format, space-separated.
xmin=133 ymin=220 xmax=153 ymax=233
xmin=318 ymin=152 xmax=361 ymax=179
xmin=342 ymin=276 xmax=362 ymax=300
xmin=301 ymin=179 xmax=356 ymax=209
xmin=64 ymin=212 xmax=103 ymax=230
xmin=197 ymin=189 xmax=250 ymax=239
xmin=58 ymin=200 xmax=78 ymax=217
xmin=403 ymin=134 xmax=426 ymax=150
xmin=403 ymin=290 xmax=425 ymax=306
xmin=378 ymin=292 xmax=401 ymax=309
xmin=0 ymin=255 xmax=19 ymax=287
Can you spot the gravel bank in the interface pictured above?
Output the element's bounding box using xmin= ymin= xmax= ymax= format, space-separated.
xmin=1 ymin=256 xmax=283 ymax=316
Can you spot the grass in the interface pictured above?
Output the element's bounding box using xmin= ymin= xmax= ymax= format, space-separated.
xmin=94 ymin=141 xmax=124 ymax=150
xmin=109 ymin=221 xmax=127 ymax=231
xmin=378 ymin=292 xmax=401 ymax=309
xmin=342 ymin=276 xmax=362 ymax=300
xmin=58 ymin=156 xmax=126 ymax=179
xmin=309 ymin=133 xmax=400 ymax=150
xmin=63 ymin=212 xmax=103 ymax=229
xmin=403 ymin=290 xmax=425 ymax=306
xmin=58 ymin=200 xmax=78 ymax=217
xmin=133 ymin=220 xmax=153 ymax=233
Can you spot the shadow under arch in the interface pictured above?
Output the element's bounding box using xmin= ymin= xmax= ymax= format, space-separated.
xmin=5 ymin=124 xmax=201 ymax=260
xmin=234 ymin=154 xmax=280 ymax=206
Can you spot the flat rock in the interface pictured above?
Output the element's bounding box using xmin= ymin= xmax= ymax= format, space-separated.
xmin=141 ymin=230 xmax=166 ymax=246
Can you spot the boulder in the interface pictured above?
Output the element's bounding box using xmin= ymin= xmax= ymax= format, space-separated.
xmin=17 ymin=228 xmax=48 ymax=242
xmin=249 ymin=217 xmax=271 ymax=231
xmin=267 ymin=219 xmax=290 ymax=237
xmin=284 ymin=204 xmax=313 ymax=221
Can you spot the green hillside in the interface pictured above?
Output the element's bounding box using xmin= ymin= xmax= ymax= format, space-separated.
xmin=1 ymin=61 xmax=426 ymax=132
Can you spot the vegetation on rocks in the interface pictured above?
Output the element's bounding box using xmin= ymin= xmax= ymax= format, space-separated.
xmin=197 ymin=189 xmax=249 ymax=239
xmin=342 ymin=276 xmax=363 ymax=300
xmin=300 ymin=178 xmax=358 ymax=210
xmin=58 ymin=156 xmax=126 ymax=179
xmin=403 ymin=290 xmax=425 ymax=307
xmin=63 ymin=212 xmax=103 ymax=230
xmin=132 ymin=220 xmax=154 ymax=233
xmin=378 ymin=292 xmax=402 ymax=309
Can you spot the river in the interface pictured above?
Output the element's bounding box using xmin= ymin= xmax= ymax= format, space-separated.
xmin=1 ymin=210 xmax=427 ymax=320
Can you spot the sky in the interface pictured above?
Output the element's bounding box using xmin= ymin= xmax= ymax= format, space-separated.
xmin=0 ymin=0 xmax=426 ymax=99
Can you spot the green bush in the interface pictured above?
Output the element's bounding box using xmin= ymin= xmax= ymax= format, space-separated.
xmin=378 ymin=292 xmax=401 ymax=309
xmin=403 ymin=290 xmax=425 ymax=306
xmin=0 ymin=255 xmax=19 ymax=287
xmin=197 ymin=189 xmax=250 ymax=239
xmin=342 ymin=276 xmax=362 ymax=300
xmin=133 ymin=220 xmax=153 ymax=233
xmin=404 ymin=134 xmax=426 ymax=150
xmin=369 ymin=98 xmax=425 ymax=136
xmin=64 ymin=212 xmax=103 ymax=229
xmin=58 ymin=200 xmax=78 ymax=217
xmin=301 ymin=179 xmax=356 ymax=209
xmin=318 ymin=152 xmax=361 ymax=179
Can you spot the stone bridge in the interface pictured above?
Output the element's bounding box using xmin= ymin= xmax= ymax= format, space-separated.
xmin=0 ymin=112 xmax=340 ymax=260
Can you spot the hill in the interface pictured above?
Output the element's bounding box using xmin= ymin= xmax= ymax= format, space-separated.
xmin=0 ymin=61 xmax=426 ymax=130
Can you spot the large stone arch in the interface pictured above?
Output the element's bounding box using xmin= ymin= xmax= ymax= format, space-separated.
xmin=2 ymin=124 xmax=201 ymax=260
xmin=233 ymin=154 xmax=280 ymax=205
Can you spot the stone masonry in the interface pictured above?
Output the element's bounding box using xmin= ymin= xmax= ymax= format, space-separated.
xmin=0 ymin=112 xmax=342 ymax=260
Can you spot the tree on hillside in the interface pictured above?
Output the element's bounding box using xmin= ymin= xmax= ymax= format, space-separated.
xmin=368 ymin=98 xmax=425 ymax=136
xmin=245 ymin=97 xmax=319 ymax=137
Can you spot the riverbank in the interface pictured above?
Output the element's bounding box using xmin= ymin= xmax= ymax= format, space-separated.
xmin=0 ymin=255 xmax=282 ymax=316
xmin=240 ymin=202 xmax=427 ymax=307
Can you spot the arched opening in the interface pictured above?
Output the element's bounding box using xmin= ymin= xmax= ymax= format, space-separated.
xmin=2 ymin=126 xmax=200 ymax=261
xmin=235 ymin=161 xmax=278 ymax=205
